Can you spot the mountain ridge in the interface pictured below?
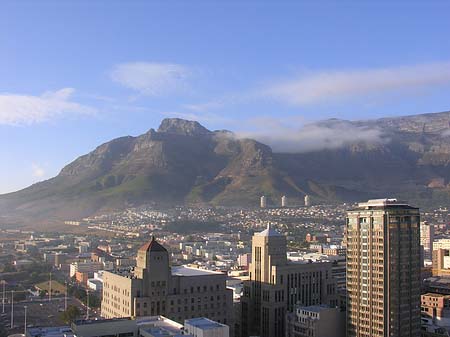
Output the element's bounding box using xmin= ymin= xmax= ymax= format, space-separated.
xmin=2 ymin=112 xmax=450 ymax=225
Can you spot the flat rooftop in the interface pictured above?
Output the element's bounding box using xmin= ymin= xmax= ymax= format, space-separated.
xmin=352 ymin=198 xmax=417 ymax=210
xmin=171 ymin=266 xmax=224 ymax=277
xmin=297 ymin=305 xmax=334 ymax=313
xmin=137 ymin=316 xmax=185 ymax=335
xmin=74 ymin=317 xmax=131 ymax=326
xmin=422 ymin=292 xmax=450 ymax=298
xmin=27 ymin=326 xmax=73 ymax=337
xmin=185 ymin=317 xmax=227 ymax=329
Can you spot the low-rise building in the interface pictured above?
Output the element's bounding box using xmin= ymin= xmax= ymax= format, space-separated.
xmin=421 ymin=293 xmax=450 ymax=328
xmin=27 ymin=316 xmax=195 ymax=337
xmin=70 ymin=261 xmax=104 ymax=278
xmin=286 ymin=305 xmax=345 ymax=337
xmin=421 ymin=316 xmax=450 ymax=337
xmin=101 ymin=237 xmax=233 ymax=328
xmin=87 ymin=278 xmax=103 ymax=292
xmin=184 ymin=317 xmax=229 ymax=337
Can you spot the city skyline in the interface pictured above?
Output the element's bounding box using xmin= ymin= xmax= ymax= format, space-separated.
xmin=1 ymin=1 xmax=450 ymax=193
xmin=1 ymin=2 xmax=449 ymax=335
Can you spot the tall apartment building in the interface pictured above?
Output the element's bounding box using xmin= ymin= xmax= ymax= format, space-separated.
xmin=240 ymin=225 xmax=338 ymax=337
xmin=346 ymin=199 xmax=421 ymax=337
xmin=260 ymin=196 xmax=267 ymax=208
xmin=304 ymin=195 xmax=311 ymax=207
xmin=421 ymin=222 xmax=435 ymax=261
xmin=101 ymin=237 xmax=233 ymax=327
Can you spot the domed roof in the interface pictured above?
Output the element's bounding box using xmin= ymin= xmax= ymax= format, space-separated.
xmin=138 ymin=236 xmax=168 ymax=252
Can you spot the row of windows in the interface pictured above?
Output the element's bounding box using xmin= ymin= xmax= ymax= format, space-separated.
xmin=173 ymin=284 xmax=222 ymax=295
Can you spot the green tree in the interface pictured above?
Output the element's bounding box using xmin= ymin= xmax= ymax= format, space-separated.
xmin=3 ymin=264 xmax=16 ymax=273
xmin=87 ymin=293 xmax=101 ymax=308
xmin=39 ymin=290 xmax=47 ymax=298
xmin=60 ymin=305 xmax=81 ymax=323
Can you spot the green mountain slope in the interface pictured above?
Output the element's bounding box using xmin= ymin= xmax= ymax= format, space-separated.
xmin=2 ymin=112 xmax=450 ymax=225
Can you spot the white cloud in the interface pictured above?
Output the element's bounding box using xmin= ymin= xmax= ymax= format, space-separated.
xmin=182 ymin=100 xmax=224 ymax=113
xmin=111 ymin=62 xmax=192 ymax=96
xmin=0 ymin=88 xmax=96 ymax=125
xmin=264 ymin=61 xmax=450 ymax=105
xmin=31 ymin=163 xmax=45 ymax=178
xmin=238 ymin=117 xmax=388 ymax=153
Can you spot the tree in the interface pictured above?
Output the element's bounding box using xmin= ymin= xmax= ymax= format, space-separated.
xmin=60 ymin=305 xmax=81 ymax=323
xmin=13 ymin=291 xmax=26 ymax=302
xmin=0 ymin=322 xmax=7 ymax=337
xmin=39 ymin=290 xmax=47 ymax=298
xmin=3 ymin=264 xmax=16 ymax=273
xmin=88 ymin=293 xmax=101 ymax=308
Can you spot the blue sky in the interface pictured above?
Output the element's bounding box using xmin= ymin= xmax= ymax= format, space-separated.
xmin=1 ymin=1 xmax=450 ymax=193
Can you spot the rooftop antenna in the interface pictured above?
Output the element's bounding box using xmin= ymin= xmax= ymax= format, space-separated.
xmin=64 ymin=281 xmax=68 ymax=311
xmin=24 ymin=305 xmax=27 ymax=336
xmin=86 ymin=288 xmax=90 ymax=320
xmin=49 ymin=271 xmax=52 ymax=302
xmin=10 ymin=290 xmax=14 ymax=329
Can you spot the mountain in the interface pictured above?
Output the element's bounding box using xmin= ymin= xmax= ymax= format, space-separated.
xmin=2 ymin=112 xmax=450 ymax=225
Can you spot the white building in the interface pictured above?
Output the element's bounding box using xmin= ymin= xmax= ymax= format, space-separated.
xmin=281 ymin=195 xmax=287 ymax=207
xmin=304 ymin=195 xmax=311 ymax=207
xmin=87 ymin=278 xmax=103 ymax=292
xmin=434 ymin=239 xmax=450 ymax=251
xmin=69 ymin=261 xmax=104 ymax=277
xmin=184 ymin=318 xmax=229 ymax=337
xmin=13 ymin=259 xmax=34 ymax=268
xmin=260 ymin=196 xmax=267 ymax=208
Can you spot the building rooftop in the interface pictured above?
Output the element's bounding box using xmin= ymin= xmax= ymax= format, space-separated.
xmin=26 ymin=326 xmax=73 ymax=337
xmin=422 ymin=292 xmax=450 ymax=298
xmin=139 ymin=236 xmax=167 ymax=253
xmin=137 ymin=315 xmax=187 ymax=336
xmin=74 ymin=317 xmax=131 ymax=326
xmin=352 ymin=198 xmax=417 ymax=210
xmin=255 ymin=224 xmax=282 ymax=237
xmin=139 ymin=327 xmax=187 ymax=337
xmin=171 ymin=266 xmax=224 ymax=277
xmin=185 ymin=317 xmax=227 ymax=330
xmin=297 ymin=304 xmax=334 ymax=313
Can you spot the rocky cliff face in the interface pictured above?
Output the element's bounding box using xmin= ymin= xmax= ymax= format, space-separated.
xmin=2 ymin=112 xmax=450 ymax=224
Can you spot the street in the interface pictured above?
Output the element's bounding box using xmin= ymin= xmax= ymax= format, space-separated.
xmin=0 ymin=296 xmax=100 ymax=334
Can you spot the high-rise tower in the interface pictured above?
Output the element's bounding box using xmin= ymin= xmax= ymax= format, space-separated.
xmin=304 ymin=195 xmax=311 ymax=207
xmin=241 ymin=225 xmax=338 ymax=337
xmin=281 ymin=195 xmax=287 ymax=207
xmin=346 ymin=199 xmax=421 ymax=337
xmin=260 ymin=195 xmax=267 ymax=208
xmin=420 ymin=222 xmax=434 ymax=261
